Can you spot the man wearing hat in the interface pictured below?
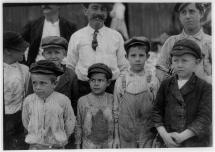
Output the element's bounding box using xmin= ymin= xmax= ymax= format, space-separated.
xmin=22 ymin=60 xmax=76 ymax=150
xmin=21 ymin=4 xmax=77 ymax=67
xmin=152 ymin=38 xmax=212 ymax=147
xmin=76 ymin=63 xmax=115 ymax=148
xmin=3 ymin=31 xmax=30 ymax=149
xmin=66 ymin=3 xmax=129 ymax=97
xmin=156 ymin=3 xmax=211 ymax=84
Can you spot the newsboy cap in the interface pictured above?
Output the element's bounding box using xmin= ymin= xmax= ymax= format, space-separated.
xmin=30 ymin=60 xmax=64 ymax=76
xmin=88 ymin=63 xmax=112 ymax=79
xmin=124 ymin=36 xmax=150 ymax=53
xmin=171 ymin=39 xmax=202 ymax=59
xmin=3 ymin=31 xmax=29 ymax=52
xmin=41 ymin=36 xmax=68 ymax=51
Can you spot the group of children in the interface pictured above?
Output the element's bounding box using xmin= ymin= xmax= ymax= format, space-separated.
xmin=3 ymin=30 xmax=212 ymax=149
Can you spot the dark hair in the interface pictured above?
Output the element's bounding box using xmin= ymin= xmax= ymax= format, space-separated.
xmin=177 ymin=3 xmax=204 ymax=14
xmin=126 ymin=44 xmax=150 ymax=56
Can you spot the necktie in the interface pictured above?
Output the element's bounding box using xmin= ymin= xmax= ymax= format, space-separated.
xmin=92 ymin=30 xmax=99 ymax=51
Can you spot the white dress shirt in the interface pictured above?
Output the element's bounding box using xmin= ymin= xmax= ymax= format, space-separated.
xmin=66 ymin=25 xmax=129 ymax=81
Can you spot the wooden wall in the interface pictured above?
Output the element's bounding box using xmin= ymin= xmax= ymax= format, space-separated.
xmin=3 ymin=3 xmax=176 ymax=39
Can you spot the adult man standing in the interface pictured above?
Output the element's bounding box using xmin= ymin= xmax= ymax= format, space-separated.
xmin=66 ymin=3 xmax=129 ymax=96
xmin=22 ymin=4 xmax=77 ymax=66
xmin=156 ymin=3 xmax=211 ymax=84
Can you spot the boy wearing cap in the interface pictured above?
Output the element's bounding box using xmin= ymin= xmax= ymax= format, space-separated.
xmin=113 ymin=37 xmax=159 ymax=148
xmin=152 ymin=39 xmax=212 ymax=147
xmin=22 ymin=60 xmax=76 ymax=149
xmin=156 ymin=3 xmax=211 ymax=84
xmin=75 ymin=63 xmax=114 ymax=149
xmin=3 ymin=31 xmax=30 ymax=149
xmin=66 ymin=3 xmax=129 ymax=97
xmin=27 ymin=36 xmax=79 ymax=115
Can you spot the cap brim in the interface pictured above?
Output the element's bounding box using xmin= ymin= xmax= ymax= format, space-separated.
xmin=171 ymin=49 xmax=200 ymax=59
xmin=42 ymin=44 xmax=65 ymax=49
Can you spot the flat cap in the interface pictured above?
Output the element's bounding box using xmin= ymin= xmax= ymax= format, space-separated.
xmin=82 ymin=3 xmax=113 ymax=11
xmin=41 ymin=36 xmax=68 ymax=51
xmin=3 ymin=31 xmax=29 ymax=52
xmin=124 ymin=36 xmax=150 ymax=53
xmin=88 ymin=63 xmax=112 ymax=79
xmin=171 ymin=39 xmax=202 ymax=59
xmin=30 ymin=60 xmax=64 ymax=76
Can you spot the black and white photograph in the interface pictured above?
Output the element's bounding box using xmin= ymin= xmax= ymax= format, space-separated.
xmin=2 ymin=0 xmax=213 ymax=150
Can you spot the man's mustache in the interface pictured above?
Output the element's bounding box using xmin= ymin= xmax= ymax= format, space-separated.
xmin=92 ymin=15 xmax=105 ymax=20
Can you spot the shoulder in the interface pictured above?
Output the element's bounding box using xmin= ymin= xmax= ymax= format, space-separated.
xmin=195 ymin=76 xmax=212 ymax=89
xmin=65 ymin=67 xmax=76 ymax=78
xmin=106 ymin=93 xmax=114 ymax=100
xmin=104 ymin=26 xmax=122 ymax=38
xmin=18 ymin=63 xmax=29 ymax=71
xmin=52 ymin=91 xmax=71 ymax=104
xmin=77 ymin=94 xmax=90 ymax=107
xmin=59 ymin=17 xmax=76 ymax=28
xmin=160 ymin=76 xmax=175 ymax=88
xmin=27 ymin=16 xmax=44 ymax=26
xmin=24 ymin=93 xmax=36 ymax=105
xmin=71 ymin=26 xmax=87 ymax=37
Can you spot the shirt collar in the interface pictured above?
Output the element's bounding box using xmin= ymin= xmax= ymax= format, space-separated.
xmin=181 ymin=28 xmax=204 ymax=41
xmin=44 ymin=18 xmax=59 ymax=26
xmin=4 ymin=62 xmax=18 ymax=68
xmin=128 ymin=68 xmax=145 ymax=77
xmin=87 ymin=24 xmax=106 ymax=36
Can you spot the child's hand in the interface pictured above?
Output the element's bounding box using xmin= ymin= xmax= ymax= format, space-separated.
xmin=160 ymin=132 xmax=179 ymax=147
xmin=170 ymin=132 xmax=185 ymax=144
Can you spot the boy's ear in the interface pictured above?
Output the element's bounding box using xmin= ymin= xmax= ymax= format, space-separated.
xmin=147 ymin=53 xmax=150 ymax=59
xmin=107 ymin=79 xmax=111 ymax=87
xmin=83 ymin=7 xmax=88 ymax=16
xmin=195 ymin=59 xmax=201 ymax=64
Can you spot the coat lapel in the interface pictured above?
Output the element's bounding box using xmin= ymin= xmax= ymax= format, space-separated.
xmin=180 ymin=74 xmax=196 ymax=96
xmin=169 ymin=77 xmax=185 ymax=104
xmin=55 ymin=67 xmax=69 ymax=90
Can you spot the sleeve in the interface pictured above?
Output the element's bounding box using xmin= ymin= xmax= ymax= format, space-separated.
xmin=26 ymin=77 xmax=34 ymax=96
xmin=113 ymin=77 xmax=122 ymax=121
xmin=64 ymin=98 xmax=76 ymax=137
xmin=21 ymin=21 xmax=31 ymax=42
xmin=22 ymin=97 xmax=30 ymax=130
xmin=66 ymin=34 xmax=79 ymax=70
xmin=116 ymin=34 xmax=129 ymax=74
xmin=187 ymin=83 xmax=212 ymax=137
xmin=151 ymin=81 xmax=166 ymax=128
xmin=203 ymin=40 xmax=212 ymax=76
xmin=156 ymin=37 xmax=175 ymax=81
xmin=75 ymin=99 xmax=83 ymax=145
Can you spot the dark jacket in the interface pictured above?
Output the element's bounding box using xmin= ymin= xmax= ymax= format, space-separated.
xmin=21 ymin=16 xmax=77 ymax=66
xmin=152 ymin=73 xmax=212 ymax=147
xmin=27 ymin=66 xmax=79 ymax=115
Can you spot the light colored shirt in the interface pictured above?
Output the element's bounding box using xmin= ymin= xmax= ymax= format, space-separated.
xmin=66 ymin=25 xmax=129 ymax=81
xmin=4 ymin=62 xmax=30 ymax=114
xmin=35 ymin=19 xmax=60 ymax=61
xmin=113 ymin=69 xmax=158 ymax=147
xmin=22 ymin=91 xmax=76 ymax=147
xmin=75 ymin=93 xmax=114 ymax=147
xmin=177 ymin=79 xmax=188 ymax=89
xmin=157 ymin=28 xmax=212 ymax=83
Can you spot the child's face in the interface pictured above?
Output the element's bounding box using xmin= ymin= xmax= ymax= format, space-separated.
xmin=179 ymin=3 xmax=202 ymax=31
xmin=89 ymin=73 xmax=110 ymax=95
xmin=172 ymin=54 xmax=200 ymax=79
xmin=127 ymin=46 xmax=149 ymax=73
xmin=42 ymin=47 xmax=65 ymax=66
xmin=31 ymin=74 xmax=56 ymax=99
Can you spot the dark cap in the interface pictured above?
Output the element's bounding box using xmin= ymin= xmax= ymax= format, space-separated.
xmin=82 ymin=3 xmax=113 ymax=11
xmin=124 ymin=36 xmax=150 ymax=53
xmin=88 ymin=63 xmax=112 ymax=79
xmin=41 ymin=36 xmax=68 ymax=51
xmin=30 ymin=60 xmax=64 ymax=76
xmin=171 ymin=39 xmax=202 ymax=59
xmin=3 ymin=31 xmax=29 ymax=52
